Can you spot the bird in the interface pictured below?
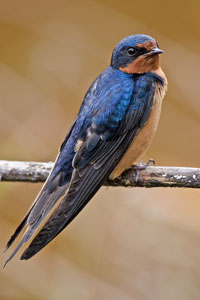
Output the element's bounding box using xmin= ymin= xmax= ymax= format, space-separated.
xmin=4 ymin=34 xmax=167 ymax=266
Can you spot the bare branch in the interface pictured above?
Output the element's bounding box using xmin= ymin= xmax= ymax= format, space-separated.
xmin=0 ymin=160 xmax=199 ymax=188
xmin=0 ymin=160 xmax=52 ymax=183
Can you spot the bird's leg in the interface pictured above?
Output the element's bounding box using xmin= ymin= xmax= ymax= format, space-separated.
xmin=132 ymin=158 xmax=155 ymax=183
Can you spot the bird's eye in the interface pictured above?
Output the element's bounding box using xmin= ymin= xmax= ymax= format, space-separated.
xmin=127 ymin=47 xmax=136 ymax=56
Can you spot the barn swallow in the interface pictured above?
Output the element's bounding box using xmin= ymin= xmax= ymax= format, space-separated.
xmin=4 ymin=34 xmax=167 ymax=266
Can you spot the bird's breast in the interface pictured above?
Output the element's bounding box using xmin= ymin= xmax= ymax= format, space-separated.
xmin=110 ymin=75 xmax=167 ymax=179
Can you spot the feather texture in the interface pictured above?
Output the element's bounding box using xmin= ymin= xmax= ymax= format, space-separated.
xmin=5 ymin=65 xmax=166 ymax=265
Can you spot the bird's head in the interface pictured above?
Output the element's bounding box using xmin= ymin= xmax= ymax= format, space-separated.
xmin=111 ymin=34 xmax=163 ymax=74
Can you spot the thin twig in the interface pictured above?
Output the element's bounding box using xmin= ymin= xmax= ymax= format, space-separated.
xmin=0 ymin=160 xmax=199 ymax=188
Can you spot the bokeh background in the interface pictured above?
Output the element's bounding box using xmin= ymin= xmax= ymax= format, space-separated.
xmin=0 ymin=0 xmax=200 ymax=299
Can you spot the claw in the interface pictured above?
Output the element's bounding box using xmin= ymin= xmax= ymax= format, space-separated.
xmin=132 ymin=158 xmax=155 ymax=183
xmin=146 ymin=158 xmax=155 ymax=166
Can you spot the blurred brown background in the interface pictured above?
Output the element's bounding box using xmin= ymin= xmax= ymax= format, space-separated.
xmin=0 ymin=0 xmax=200 ymax=299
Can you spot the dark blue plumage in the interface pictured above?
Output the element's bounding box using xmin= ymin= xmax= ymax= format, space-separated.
xmin=5 ymin=34 xmax=167 ymax=265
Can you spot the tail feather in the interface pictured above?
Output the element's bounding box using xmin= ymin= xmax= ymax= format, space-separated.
xmin=4 ymin=229 xmax=31 ymax=268
xmin=5 ymin=214 xmax=29 ymax=252
xmin=4 ymin=175 xmax=69 ymax=266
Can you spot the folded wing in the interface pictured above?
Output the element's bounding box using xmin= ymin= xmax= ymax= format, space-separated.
xmin=20 ymin=74 xmax=157 ymax=260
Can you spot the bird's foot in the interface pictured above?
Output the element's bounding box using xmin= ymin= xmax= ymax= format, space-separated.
xmin=132 ymin=158 xmax=155 ymax=183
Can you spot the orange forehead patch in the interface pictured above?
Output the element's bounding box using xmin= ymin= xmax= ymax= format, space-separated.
xmin=136 ymin=40 xmax=157 ymax=51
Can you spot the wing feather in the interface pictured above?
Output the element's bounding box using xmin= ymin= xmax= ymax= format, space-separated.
xmin=21 ymin=130 xmax=137 ymax=259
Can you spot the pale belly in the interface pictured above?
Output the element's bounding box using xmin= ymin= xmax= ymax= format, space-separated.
xmin=110 ymin=82 xmax=166 ymax=179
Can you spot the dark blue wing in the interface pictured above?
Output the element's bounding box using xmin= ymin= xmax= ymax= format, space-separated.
xmin=19 ymin=71 xmax=157 ymax=260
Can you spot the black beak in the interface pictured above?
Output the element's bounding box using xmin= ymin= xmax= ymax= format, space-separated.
xmin=145 ymin=47 xmax=164 ymax=56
